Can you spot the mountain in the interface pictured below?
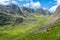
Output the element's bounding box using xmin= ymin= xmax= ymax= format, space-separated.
xmin=44 ymin=10 xmax=51 ymax=16
xmin=0 ymin=4 xmax=52 ymax=26
xmin=35 ymin=8 xmax=46 ymax=15
xmin=20 ymin=6 xmax=51 ymax=16
xmin=56 ymin=5 xmax=60 ymax=16
xmin=0 ymin=4 xmax=60 ymax=40
xmin=0 ymin=12 xmax=12 ymax=26
xmin=0 ymin=4 xmax=24 ymax=26
xmin=0 ymin=4 xmax=24 ymax=15
xmin=20 ymin=7 xmax=35 ymax=13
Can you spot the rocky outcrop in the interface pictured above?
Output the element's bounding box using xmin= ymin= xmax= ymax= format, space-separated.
xmin=0 ymin=4 xmax=24 ymax=26
xmin=0 ymin=13 xmax=11 ymax=26
xmin=56 ymin=5 xmax=60 ymax=16
xmin=15 ymin=18 xmax=23 ymax=23
xmin=0 ymin=4 xmax=24 ymax=16
xmin=20 ymin=7 xmax=51 ymax=16
xmin=35 ymin=8 xmax=46 ymax=15
xmin=11 ymin=18 xmax=23 ymax=26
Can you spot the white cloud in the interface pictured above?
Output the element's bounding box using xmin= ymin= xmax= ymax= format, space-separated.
xmin=0 ymin=0 xmax=41 ymax=8
xmin=43 ymin=7 xmax=47 ymax=10
xmin=23 ymin=3 xmax=30 ymax=7
xmin=30 ymin=2 xmax=41 ymax=8
xmin=49 ymin=5 xmax=58 ymax=12
xmin=0 ymin=0 xmax=18 ymax=5
xmin=0 ymin=0 xmax=10 ymax=5
xmin=11 ymin=0 xmax=19 ymax=4
xmin=0 ymin=0 xmax=9 ymax=5
xmin=49 ymin=0 xmax=60 ymax=12
xmin=30 ymin=0 xmax=41 ymax=8
xmin=23 ymin=1 xmax=41 ymax=8
xmin=56 ymin=0 xmax=60 ymax=5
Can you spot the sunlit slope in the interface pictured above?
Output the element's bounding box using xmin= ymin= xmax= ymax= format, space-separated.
xmin=22 ymin=21 xmax=60 ymax=40
xmin=0 ymin=16 xmax=53 ymax=40
xmin=0 ymin=17 xmax=60 ymax=40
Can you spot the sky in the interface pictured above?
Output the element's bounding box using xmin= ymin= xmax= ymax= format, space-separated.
xmin=0 ymin=0 xmax=60 ymax=12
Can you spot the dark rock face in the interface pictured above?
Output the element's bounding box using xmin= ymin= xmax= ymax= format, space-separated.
xmin=35 ymin=8 xmax=46 ymax=15
xmin=20 ymin=7 xmax=51 ymax=16
xmin=56 ymin=5 xmax=60 ymax=15
xmin=21 ymin=7 xmax=34 ymax=13
xmin=0 ymin=4 xmax=24 ymax=16
xmin=0 ymin=13 xmax=11 ymax=26
xmin=44 ymin=10 xmax=51 ymax=16
xmin=12 ymin=18 xmax=23 ymax=26
xmin=0 ymin=3 xmax=52 ymax=26
xmin=15 ymin=18 xmax=23 ymax=23
xmin=0 ymin=4 xmax=24 ymax=26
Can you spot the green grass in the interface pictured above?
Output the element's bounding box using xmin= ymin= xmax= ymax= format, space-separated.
xmin=0 ymin=16 xmax=59 ymax=40
xmin=21 ymin=22 xmax=60 ymax=40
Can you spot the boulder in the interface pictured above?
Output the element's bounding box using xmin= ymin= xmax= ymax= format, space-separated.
xmin=15 ymin=18 xmax=23 ymax=23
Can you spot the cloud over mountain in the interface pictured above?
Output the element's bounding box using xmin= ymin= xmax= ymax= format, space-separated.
xmin=0 ymin=0 xmax=10 ymax=5
xmin=0 ymin=0 xmax=14 ymax=5
xmin=49 ymin=0 xmax=60 ymax=12
xmin=23 ymin=2 xmax=41 ymax=8
xmin=23 ymin=0 xmax=41 ymax=8
xmin=0 ymin=0 xmax=41 ymax=8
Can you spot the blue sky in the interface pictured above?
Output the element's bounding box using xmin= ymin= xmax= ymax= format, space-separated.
xmin=13 ymin=0 xmax=56 ymax=9
xmin=0 ymin=0 xmax=60 ymax=12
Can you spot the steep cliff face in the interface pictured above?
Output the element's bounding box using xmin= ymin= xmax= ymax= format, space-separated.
xmin=0 ymin=4 xmax=24 ymax=16
xmin=56 ymin=5 xmax=60 ymax=16
xmin=20 ymin=7 xmax=51 ymax=16
xmin=0 ymin=4 xmax=24 ymax=26
xmin=0 ymin=4 xmax=52 ymax=26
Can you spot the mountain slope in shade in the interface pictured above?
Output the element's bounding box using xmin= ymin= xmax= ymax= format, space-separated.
xmin=0 ymin=4 xmax=24 ymax=26
xmin=0 ymin=4 xmax=52 ymax=26
xmin=44 ymin=10 xmax=51 ymax=16
xmin=35 ymin=8 xmax=46 ymax=15
xmin=20 ymin=6 xmax=51 ymax=16
xmin=0 ymin=4 xmax=51 ymax=16
xmin=0 ymin=4 xmax=24 ymax=16
xmin=0 ymin=3 xmax=60 ymax=40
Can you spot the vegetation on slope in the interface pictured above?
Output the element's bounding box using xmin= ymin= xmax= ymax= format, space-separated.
xmin=0 ymin=18 xmax=60 ymax=40
xmin=0 ymin=4 xmax=60 ymax=40
xmin=0 ymin=15 xmax=53 ymax=40
xmin=19 ymin=22 xmax=60 ymax=40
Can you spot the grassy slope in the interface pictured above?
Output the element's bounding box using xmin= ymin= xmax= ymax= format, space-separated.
xmin=0 ymin=16 xmax=58 ymax=40
xmin=22 ymin=21 xmax=60 ymax=40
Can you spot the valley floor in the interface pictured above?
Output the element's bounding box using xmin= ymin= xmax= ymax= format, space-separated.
xmin=0 ymin=16 xmax=60 ymax=40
